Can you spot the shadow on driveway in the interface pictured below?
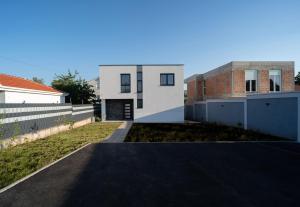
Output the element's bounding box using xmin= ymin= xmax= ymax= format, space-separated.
xmin=1 ymin=142 xmax=300 ymax=207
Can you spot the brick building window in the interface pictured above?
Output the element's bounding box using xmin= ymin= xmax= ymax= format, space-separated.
xmin=203 ymin=80 xmax=206 ymax=95
xmin=245 ymin=70 xmax=257 ymax=92
xmin=269 ymin=69 xmax=281 ymax=92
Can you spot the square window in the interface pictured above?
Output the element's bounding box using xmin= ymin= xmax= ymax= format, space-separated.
xmin=160 ymin=73 xmax=175 ymax=86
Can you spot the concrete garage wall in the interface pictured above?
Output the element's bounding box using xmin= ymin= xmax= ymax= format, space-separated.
xmin=0 ymin=104 xmax=101 ymax=149
xmin=247 ymin=95 xmax=298 ymax=140
xmin=185 ymin=92 xmax=300 ymax=141
xmin=185 ymin=105 xmax=194 ymax=120
xmin=207 ymin=101 xmax=245 ymax=128
xmin=194 ymin=103 xmax=206 ymax=122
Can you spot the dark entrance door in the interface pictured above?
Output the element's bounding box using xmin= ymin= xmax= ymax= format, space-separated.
xmin=106 ymin=99 xmax=133 ymax=120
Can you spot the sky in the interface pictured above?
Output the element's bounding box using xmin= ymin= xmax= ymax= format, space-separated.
xmin=0 ymin=0 xmax=300 ymax=84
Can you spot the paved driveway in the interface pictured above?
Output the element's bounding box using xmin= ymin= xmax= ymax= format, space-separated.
xmin=1 ymin=142 xmax=300 ymax=207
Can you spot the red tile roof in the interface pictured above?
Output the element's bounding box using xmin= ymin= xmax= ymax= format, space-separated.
xmin=0 ymin=73 xmax=60 ymax=93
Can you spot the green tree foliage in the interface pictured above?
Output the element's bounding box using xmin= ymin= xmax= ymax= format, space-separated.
xmin=51 ymin=70 xmax=96 ymax=104
xmin=295 ymin=72 xmax=300 ymax=85
xmin=32 ymin=77 xmax=44 ymax=84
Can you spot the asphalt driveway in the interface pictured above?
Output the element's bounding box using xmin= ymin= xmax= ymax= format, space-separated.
xmin=1 ymin=142 xmax=300 ymax=207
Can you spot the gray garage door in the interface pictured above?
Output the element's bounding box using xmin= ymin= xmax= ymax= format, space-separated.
xmin=106 ymin=99 xmax=133 ymax=120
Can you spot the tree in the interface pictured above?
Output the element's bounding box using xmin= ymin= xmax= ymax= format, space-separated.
xmin=51 ymin=70 xmax=96 ymax=104
xmin=295 ymin=72 xmax=300 ymax=85
xmin=32 ymin=77 xmax=44 ymax=84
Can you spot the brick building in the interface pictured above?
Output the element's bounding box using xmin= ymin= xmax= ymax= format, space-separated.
xmin=185 ymin=61 xmax=295 ymax=104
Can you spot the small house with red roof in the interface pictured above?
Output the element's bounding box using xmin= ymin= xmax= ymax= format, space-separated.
xmin=0 ymin=74 xmax=66 ymax=103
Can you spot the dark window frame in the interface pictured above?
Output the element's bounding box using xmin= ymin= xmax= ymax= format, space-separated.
xmin=160 ymin=73 xmax=175 ymax=86
xmin=120 ymin=74 xmax=131 ymax=93
xmin=137 ymin=72 xmax=143 ymax=93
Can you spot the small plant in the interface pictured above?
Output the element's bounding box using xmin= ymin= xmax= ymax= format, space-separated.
xmin=95 ymin=116 xmax=101 ymax=122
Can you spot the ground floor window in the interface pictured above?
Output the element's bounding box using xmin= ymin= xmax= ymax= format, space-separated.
xmin=137 ymin=99 xmax=143 ymax=108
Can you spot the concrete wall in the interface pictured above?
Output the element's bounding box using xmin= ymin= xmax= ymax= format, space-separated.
xmin=194 ymin=103 xmax=206 ymax=122
xmin=185 ymin=92 xmax=300 ymax=141
xmin=100 ymin=65 xmax=184 ymax=123
xmin=2 ymin=91 xmax=63 ymax=103
xmin=247 ymin=93 xmax=299 ymax=140
xmin=207 ymin=100 xmax=245 ymax=128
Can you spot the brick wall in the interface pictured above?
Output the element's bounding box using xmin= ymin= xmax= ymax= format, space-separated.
xmin=186 ymin=62 xmax=295 ymax=102
xmin=282 ymin=67 xmax=295 ymax=92
xmin=232 ymin=70 xmax=245 ymax=97
xmin=205 ymin=70 xmax=232 ymax=99
xmin=187 ymin=79 xmax=196 ymax=104
xmin=232 ymin=63 xmax=295 ymax=96
xmin=259 ymin=69 xmax=269 ymax=93
xmin=196 ymin=79 xmax=203 ymax=100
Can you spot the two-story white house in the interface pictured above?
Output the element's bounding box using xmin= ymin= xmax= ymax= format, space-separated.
xmin=100 ymin=64 xmax=184 ymax=122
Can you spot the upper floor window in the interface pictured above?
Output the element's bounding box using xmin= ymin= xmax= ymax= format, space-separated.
xmin=137 ymin=72 xmax=143 ymax=93
xmin=269 ymin=69 xmax=281 ymax=92
xmin=245 ymin=70 xmax=257 ymax=92
xmin=121 ymin=74 xmax=131 ymax=93
xmin=160 ymin=73 xmax=175 ymax=86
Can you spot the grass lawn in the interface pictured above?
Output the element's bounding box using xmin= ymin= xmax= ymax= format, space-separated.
xmin=125 ymin=123 xmax=286 ymax=142
xmin=0 ymin=122 xmax=120 ymax=189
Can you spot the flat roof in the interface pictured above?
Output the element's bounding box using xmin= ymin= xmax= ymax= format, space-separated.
xmin=99 ymin=64 xmax=184 ymax=66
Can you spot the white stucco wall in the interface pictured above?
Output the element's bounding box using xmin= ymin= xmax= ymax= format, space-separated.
xmin=100 ymin=65 xmax=184 ymax=122
xmin=3 ymin=91 xmax=63 ymax=103
xmin=0 ymin=91 xmax=5 ymax=103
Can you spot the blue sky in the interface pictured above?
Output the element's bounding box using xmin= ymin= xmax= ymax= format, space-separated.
xmin=0 ymin=0 xmax=300 ymax=84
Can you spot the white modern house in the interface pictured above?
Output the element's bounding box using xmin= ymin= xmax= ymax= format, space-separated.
xmin=100 ymin=64 xmax=184 ymax=122
xmin=0 ymin=74 xmax=66 ymax=103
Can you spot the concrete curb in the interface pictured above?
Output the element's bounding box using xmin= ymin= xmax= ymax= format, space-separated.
xmin=0 ymin=143 xmax=91 ymax=194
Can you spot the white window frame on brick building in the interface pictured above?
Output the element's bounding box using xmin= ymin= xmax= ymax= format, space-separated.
xmin=269 ymin=69 xmax=281 ymax=92
xmin=245 ymin=70 xmax=258 ymax=93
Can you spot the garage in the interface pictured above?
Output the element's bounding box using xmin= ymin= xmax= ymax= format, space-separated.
xmin=105 ymin=99 xmax=133 ymax=120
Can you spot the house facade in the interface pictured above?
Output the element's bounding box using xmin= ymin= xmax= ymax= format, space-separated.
xmin=88 ymin=77 xmax=100 ymax=102
xmin=185 ymin=61 xmax=295 ymax=103
xmin=100 ymin=64 xmax=184 ymax=122
xmin=0 ymin=74 xmax=65 ymax=103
